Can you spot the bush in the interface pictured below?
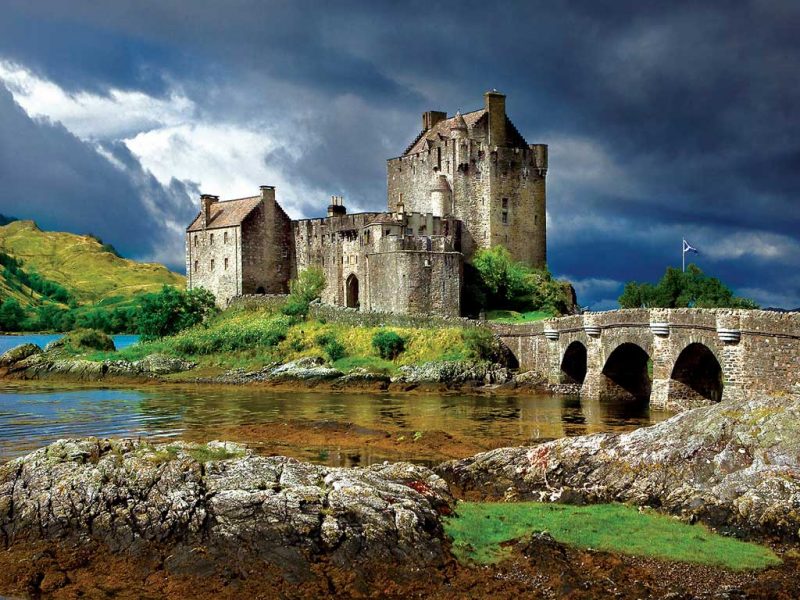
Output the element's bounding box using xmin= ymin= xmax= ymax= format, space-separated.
xmin=172 ymin=314 xmax=292 ymax=355
xmin=136 ymin=286 xmax=217 ymax=340
xmin=463 ymin=327 xmax=497 ymax=361
xmin=0 ymin=298 xmax=26 ymax=331
xmin=316 ymin=332 xmax=346 ymax=362
xmin=371 ymin=330 xmax=406 ymax=360
xmin=282 ymin=267 xmax=325 ymax=318
xmin=53 ymin=329 xmax=116 ymax=353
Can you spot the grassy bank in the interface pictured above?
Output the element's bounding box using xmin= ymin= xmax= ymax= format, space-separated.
xmin=444 ymin=502 xmax=780 ymax=570
xmin=87 ymin=304 xmax=493 ymax=374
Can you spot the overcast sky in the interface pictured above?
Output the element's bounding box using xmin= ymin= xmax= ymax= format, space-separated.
xmin=0 ymin=0 xmax=798 ymax=309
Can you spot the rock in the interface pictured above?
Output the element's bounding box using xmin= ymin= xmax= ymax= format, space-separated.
xmin=0 ymin=343 xmax=42 ymax=367
xmin=438 ymin=394 xmax=800 ymax=540
xmin=267 ymin=356 xmax=343 ymax=381
xmin=133 ymin=354 xmax=196 ymax=375
xmin=45 ymin=329 xmax=115 ymax=353
xmin=0 ymin=438 xmax=453 ymax=584
xmin=394 ymin=360 xmax=511 ymax=385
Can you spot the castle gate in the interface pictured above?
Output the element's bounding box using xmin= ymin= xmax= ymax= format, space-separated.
xmin=490 ymin=309 xmax=800 ymax=412
xmin=345 ymin=274 xmax=359 ymax=309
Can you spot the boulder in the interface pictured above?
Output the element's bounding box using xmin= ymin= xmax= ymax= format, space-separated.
xmin=438 ymin=394 xmax=800 ymax=540
xmin=267 ymin=356 xmax=343 ymax=381
xmin=394 ymin=360 xmax=512 ymax=385
xmin=0 ymin=438 xmax=454 ymax=585
xmin=0 ymin=343 xmax=42 ymax=367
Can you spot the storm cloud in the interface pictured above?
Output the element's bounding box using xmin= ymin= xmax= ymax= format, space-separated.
xmin=0 ymin=0 xmax=798 ymax=307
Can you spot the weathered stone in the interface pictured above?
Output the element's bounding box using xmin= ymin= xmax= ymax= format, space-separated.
xmin=0 ymin=438 xmax=454 ymax=582
xmin=394 ymin=360 xmax=511 ymax=385
xmin=0 ymin=343 xmax=41 ymax=367
xmin=438 ymin=393 xmax=800 ymax=540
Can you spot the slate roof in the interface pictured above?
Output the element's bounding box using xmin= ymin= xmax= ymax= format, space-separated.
xmin=186 ymin=196 xmax=262 ymax=232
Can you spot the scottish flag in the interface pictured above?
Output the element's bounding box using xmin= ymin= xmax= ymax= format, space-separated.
xmin=683 ymin=239 xmax=698 ymax=255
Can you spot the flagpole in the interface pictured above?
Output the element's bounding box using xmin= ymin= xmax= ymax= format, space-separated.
xmin=682 ymin=239 xmax=685 ymax=272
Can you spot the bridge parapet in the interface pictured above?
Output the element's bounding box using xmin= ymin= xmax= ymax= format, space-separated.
xmin=489 ymin=309 xmax=800 ymax=412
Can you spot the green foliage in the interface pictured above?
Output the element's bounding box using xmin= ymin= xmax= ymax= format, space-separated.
xmin=282 ymin=267 xmax=326 ymax=318
xmin=467 ymin=246 xmax=574 ymax=316
xmin=462 ymin=327 xmax=497 ymax=361
xmin=54 ymin=328 xmax=116 ymax=353
xmin=85 ymin=233 xmax=122 ymax=258
xmin=619 ymin=264 xmax=759 ymax=309
xmin=0 ymin=298 xmax=25 ymax=331
xmin=486 ymin=309 xmax=553 ymax=323
xmin=172 ymin=313 xmax=292 ymax=355
xmin=331 ymin=355 xmax=397 ymax=375
xmin=136 ymin=285 xmax=217 ymax=340
xmin=445 ymin=502 xmax=780 ymax=570
xmin=0 ymin=250 xmax=72 ymax=303
xmin=371 ymin=330 xmax=406 ymax=360
xmin=316 ymin=332 xmax=347 ymax=362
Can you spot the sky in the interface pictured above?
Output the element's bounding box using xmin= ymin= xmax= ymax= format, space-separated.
xmin=0 ymin=1 xmax=798 ymax=309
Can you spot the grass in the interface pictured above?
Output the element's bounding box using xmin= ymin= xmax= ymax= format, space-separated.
xmin=0 ymin=220 xmax=183 ymax=306
xmin=87 ymin=304 xmax=490 ymax=373
xmin=486 ymin=309 xmax=554 ymax=323
xmin=444 ymin=502 xmax=781 ymax=571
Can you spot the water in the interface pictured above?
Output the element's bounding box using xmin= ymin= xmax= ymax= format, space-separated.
xmin=0 ymin=382 xmax=673 ymax=467
xmin=0 ymin=334 xmax=140 ymax=354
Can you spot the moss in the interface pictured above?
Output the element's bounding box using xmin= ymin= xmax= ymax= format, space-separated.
xmin=445 ymin=501 xmax=781 ymax=570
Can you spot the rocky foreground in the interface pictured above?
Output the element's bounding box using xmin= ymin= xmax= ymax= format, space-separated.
xmin=438 ymin=394 xmax=800 ymax=540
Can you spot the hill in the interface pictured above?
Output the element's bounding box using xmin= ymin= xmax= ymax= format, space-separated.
xmin=0 ymin=220 xmax=184 ymax=308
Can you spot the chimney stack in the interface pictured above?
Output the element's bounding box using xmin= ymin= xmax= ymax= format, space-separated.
xmin=422 ymin=110 xmax=447 ymax=131
xmin=200 ymin=194 xmax=219 ymax=227
xmin=327 ymin=195 xmax=347 ymax=217
xmin=484 ymin=89 xmax=506 ymax=147
xmin=260 ymin=185 xmax=276 ymax=202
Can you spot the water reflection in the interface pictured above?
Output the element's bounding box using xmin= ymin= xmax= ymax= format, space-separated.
xmin=0 ymin=383 xmax=673 ymax=466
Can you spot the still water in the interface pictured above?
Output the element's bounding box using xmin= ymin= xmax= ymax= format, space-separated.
xmin=0 ymin=382 xmax=673 ymax=467
xmin=0 ymin=334 xmax=140 ymax=354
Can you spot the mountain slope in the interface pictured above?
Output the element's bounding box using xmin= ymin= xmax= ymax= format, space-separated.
xmin=0 ymin=220 xmax=184 ymax=306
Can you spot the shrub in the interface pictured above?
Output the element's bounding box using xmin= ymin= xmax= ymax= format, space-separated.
xmin=371 ymin=330 xmax=405 ymax=360
xmin=53 ymin=328 xmax=116 ymax=353
xmin=316 ymin=332 xmax=346 ymax=362
xmin=463 ymin=327 xmax=497 ymax=361
xmin=282 ymin=267 xmax=325 ymax=318
xmin=136 ymin=286 xmax=217 ymax=340
xmin=0 ymin=298 xmax=26 ymax=331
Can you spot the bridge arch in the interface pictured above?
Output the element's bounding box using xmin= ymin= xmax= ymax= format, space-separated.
xmin=668 ymin=342 xmax=723 ymax=405
xmin=599 ymin=342 xmax=652 ymax=403
xmin=560 ymin=341 xmax=587 ymax=385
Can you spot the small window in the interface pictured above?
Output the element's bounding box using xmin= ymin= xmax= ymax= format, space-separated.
xmin=193 ymin=235 xmax=198 ymax=247
xmin=502 ymin=198 xmax=508 ymax=209
xmin=210 ymin=259 xmax=215 ymax=270
xmin=193 ymin=260 xmax=198 ymax=272
xmin=405 ymin=227 xmax=413 ymax=236
xmin=224 ymin=231 xmax=228 ymax=244
xmin=355 ymin=256 xmax=358 ymax=264
xmin=210 ymin=233 xmax=214 ymax=245
xmin=224 ymin=257 xmax=229 ymax=270
xmin=502 ymin=212 xmax=508 ymax=225
xmin=282 ymin=247 xmax=289 ymax=258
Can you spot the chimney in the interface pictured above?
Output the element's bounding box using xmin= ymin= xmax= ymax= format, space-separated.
xmin=484 ymin=89 xmax=506 ymax=147
xmin=260 ymin=185 xmax=276 ymax=202
xmin=200 ymin=194 xmax=219 ymax=227
xmin=327 ymin=195 xmax=347 ymax=217
xmin=422 ymin=110 xmax=447 ymax=131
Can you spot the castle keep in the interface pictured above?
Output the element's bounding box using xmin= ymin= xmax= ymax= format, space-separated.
xmin=186 ymin=91 xmax=547 ymax=317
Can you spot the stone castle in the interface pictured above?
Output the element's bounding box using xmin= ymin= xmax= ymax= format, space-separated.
xmin=186 ymin=90 xmax=548 ymax=317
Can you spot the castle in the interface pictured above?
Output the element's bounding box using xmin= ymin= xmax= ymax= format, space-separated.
xmin=185 ymin=90 xmax=548 ymax=317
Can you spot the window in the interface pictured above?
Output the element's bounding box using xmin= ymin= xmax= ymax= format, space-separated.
xmin=210 ymin=233 xmax=214 ymax=245
xmin=194 ymin=235 xmax=198 ymax=247
xmin=224 ymin=257 xmax=229 ymax=270
xmin=502 ymin=198 xmax=508 ymax=209
xmin=194 ymin=260 xmax=198 ymax=272
xmin=405 ymin=227 xmax=413 ymax=236
xmin=355 ymin=256 xmax=358 ymax=264
xmin=282 ymin=247 xmax=289 ymax=258
xmin=502 ymin=212 xmax=508 ymax=225
xmin=224 ymin=231 xmax=228 ymax=244
xmin=210 ymin=259 xmax=215 ymax=270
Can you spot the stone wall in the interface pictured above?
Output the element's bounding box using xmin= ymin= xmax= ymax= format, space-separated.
xmin=241 ymin=190 xmax=293 ymax=295
xmin=185 ymin=225 xmax=242 ymax=307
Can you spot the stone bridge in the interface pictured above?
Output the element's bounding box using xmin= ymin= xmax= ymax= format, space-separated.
xmin=490 ymin=309 xmax=800 ymax=411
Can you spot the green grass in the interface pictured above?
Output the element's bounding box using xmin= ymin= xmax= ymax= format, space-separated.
xmin=444 ymin=502 xmax=781 ymax=570
xmin=486 ymin=309 xmax=554 ymax=323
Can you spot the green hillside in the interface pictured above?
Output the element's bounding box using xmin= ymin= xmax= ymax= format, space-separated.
xmin=0 ymin=220 xmax=184 ymax=306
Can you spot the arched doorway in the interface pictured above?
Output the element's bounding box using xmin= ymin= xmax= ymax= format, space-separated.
xmin=600 ymin=342 xmax=651 ymax=403
xmin=670 ymin=343 xmax=723 ymax=405
xmin=345 ymin=274 xmax=359 ymax=309
xmin=560 ymin=341 xmax=587 ymax=385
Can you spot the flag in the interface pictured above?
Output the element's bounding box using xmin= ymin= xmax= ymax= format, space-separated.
xmin=683 ymin=239 xmax=698 ymax=255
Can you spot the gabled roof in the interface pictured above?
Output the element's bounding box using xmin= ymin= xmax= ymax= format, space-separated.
xmin=186 ymin=196 xmax=262 ymax=232
xmin=403 ymin=109 xmax=486 ymax=155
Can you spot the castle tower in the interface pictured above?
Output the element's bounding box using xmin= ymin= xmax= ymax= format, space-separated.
xmin=430 ymin=174 xmax=452 ymax=217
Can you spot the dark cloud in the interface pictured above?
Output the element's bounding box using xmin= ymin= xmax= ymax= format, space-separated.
xmin=0 ymin=87 xmax=194 ymax=268
xmin=0 ymin=0 xmax=798 ymax=306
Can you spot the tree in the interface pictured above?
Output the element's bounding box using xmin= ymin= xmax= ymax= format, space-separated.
xmin=136 ymin=286 xmax=217 ymax=340
xmin=282 ymin=267 xmax=326 ymax=317
xmin=0 ymin=298 xmax=26 ymax=331
xmin=618 ymin=264 xmax=758 ymax=309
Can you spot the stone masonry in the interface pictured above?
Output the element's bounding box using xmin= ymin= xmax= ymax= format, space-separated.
xmin=186 ymin=90 xmax=545 ymax=316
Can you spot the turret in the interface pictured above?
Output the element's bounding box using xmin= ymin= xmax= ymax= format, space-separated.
xmin=327 ymin=195 xmax=347 ymax=217
xmin=450 ymin=111 xmax=468 ymax=140
xmin=429 ymin=174 xmax=452 ymax=217
xmin=530 ymin=144 xmax=548 ymax=175
xmin=484 ymin=89 xmax=506 ymax=147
